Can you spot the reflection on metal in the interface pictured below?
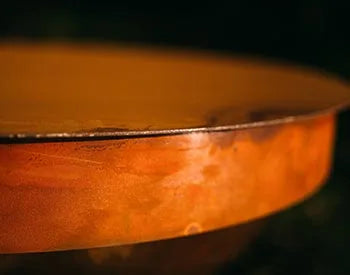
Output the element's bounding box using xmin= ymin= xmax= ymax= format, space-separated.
xmin=0 ymin=219 xmax=264 ymax=274
xmin=0 ymin=42 xmax=349 ymax=254
xmin=0 ymin=42 xmax=349 ymax=141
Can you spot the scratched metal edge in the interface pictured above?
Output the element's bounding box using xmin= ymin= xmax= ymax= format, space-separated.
xmin=0 ymin=103 xmax=347 ymax=144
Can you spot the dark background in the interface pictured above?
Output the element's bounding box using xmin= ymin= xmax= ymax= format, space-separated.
xmin=1 ymin=1 xmax=349 ymax=274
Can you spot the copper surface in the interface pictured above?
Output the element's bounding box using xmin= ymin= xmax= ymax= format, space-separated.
xmin=0 ymin=42 xmax=349 ymax=254
xmin=0 ymin=114 xmax=334 ymax=253
xmin=0 ymin=219 xmax=264 ymax=274
xmin=0 ymin=42 xmax=349 ymax=140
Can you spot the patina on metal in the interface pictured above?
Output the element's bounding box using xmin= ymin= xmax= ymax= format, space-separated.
xmin=0 ymin=42 xmax=349 ymax=254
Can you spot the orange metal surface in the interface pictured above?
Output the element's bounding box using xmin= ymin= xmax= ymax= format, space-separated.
xmin=0 ymin=42 xmax=349 ymax=254
xmin=0 ymin=219 xmax=264 ymax=274
xmin=0 ymin=114 xmax=334 ymax=253
xmin=0 ymin=43 xmax=349 ymax=140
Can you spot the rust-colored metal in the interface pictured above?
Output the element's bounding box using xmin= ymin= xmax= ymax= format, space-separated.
xmin=0 ymin=42 xmax=349 ymax=140
xmin=0 ymin=114 xmax=335 ymax=253
xmin=0 ymin=42 xmax=349 ymax=254
xmin=0 ymin=219 xmax=265 ymax=274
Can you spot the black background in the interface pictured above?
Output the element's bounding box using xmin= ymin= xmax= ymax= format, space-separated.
xmin=1 ymin=1 xmax=349 ymax=274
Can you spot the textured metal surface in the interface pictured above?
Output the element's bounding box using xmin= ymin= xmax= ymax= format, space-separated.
xmin=0 ymin=114 xmax=334 ymax=253
xmin=0 ymin=43 xmax=348 ymax=253
xmin=0 ymin=219 xmax=264 ymax=274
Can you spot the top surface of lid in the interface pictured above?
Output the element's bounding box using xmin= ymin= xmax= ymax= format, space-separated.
xmin=0 ymin=42 xmax=349 ymax=141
